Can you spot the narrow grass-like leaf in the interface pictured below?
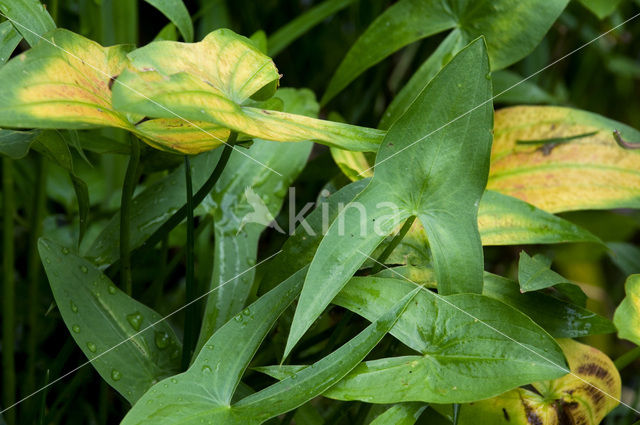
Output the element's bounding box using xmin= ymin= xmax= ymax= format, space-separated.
xmin=285 ymin=38 xmax=493 ymax=358
xmin=38 ymin=238 xmax=181 ymax=404
xmin=144 ymin=0 xmax=193 ymax=42
xmin=323 ymin=0 xmax=568 ymax=104
xmin=0 ymin=0 xmax=55 ymax=46
xmin=613 ymin=274 xmax=640 ymax=347
xmin=488 ymin=106 xmax=640 ymax=212
xmin=267 ymin=0 xmax=356 ymax=56
xmin=454 ymin=339 xmax=621 ymax=424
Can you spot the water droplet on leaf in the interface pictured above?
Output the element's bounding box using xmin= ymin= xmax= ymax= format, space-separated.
xmin=70 ymin=301 xmax=78 ymax=313
xmin=79 ymin=265 xmax=88 ymax=273
xmin=111 ymin=369 xmax=122 ymax=381
xmin=154 ymin=331 xmax=170 ymax=349
xmin=126 ymin=312 xmax=143 ymax=331
xmin=86 ymin=342 xmax=97 ymax=352
xmin=72 ymin=325 xmax=81 ymax=333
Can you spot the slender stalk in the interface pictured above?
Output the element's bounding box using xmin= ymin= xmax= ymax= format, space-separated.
xmin=120 ymin=136 xmax=141 ymax=295
xmin=25 ymin=156 xmax=47 ymax=414
xmin=371 ymin=216 xmax=416 ymax=274
xmin=2 ymin=157 xmax=16 ymax=425
xmin=182 ymin=155 xmax=197 ymax=369
xmin=37 ymin=369 xmax=50 ymax=425
xmin=139 ymin=132 xmax=237 ymax=252
xmin=614 ymin=346 xmax=640 ymax=370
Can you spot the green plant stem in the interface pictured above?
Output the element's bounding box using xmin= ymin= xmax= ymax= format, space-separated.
xmin=120 ymin=136 xmax=141 ymax=295
xmin=614 ymin=346 xmax=640 ymax=370
xmin=25 ymin=156 xmax=47 ymax=415
xmin=182 ymin=154 xmax=197 ymax=370
xmin=138 ymin=132 xmax=237 ymax=253
xmin=371 ymin=216 xmax=416 ymax=274
xmin=2 ymin=157 xmax=16 ymax=425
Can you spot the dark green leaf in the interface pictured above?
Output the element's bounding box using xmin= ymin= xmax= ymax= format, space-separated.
xmin=0 ymin=20 xmax=21 ymax=63
xmin=0 ymin=129 xmax=40 ymax=159
xmin=0 ymin=0 xmax=55 ymax=47
xmin=38 ymin=238 xmax=181 ymax=404
xmin=286 ymin=39 xmax=493 ymax=357
xmin=267 ymin=0 xmax=357 ymax=56
xmin=144 ymin=0 xmax=193 ymax=42
xmin=323 ymin=0 xmax=568 ymax=103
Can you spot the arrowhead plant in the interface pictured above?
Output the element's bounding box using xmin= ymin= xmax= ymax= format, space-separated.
xmin=1 ymin=1 xmax=639 ymax=425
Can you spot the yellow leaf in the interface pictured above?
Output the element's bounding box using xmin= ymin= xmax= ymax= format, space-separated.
xmin=0 ymin=29 xmax=134 ymax=130
xmin=112 ymin=29 xmax=385 ymax=153
xmin=488 ymin=106 xmax=640 ymax=212
xmin=614 ymin=274 xmax=640 ymax=346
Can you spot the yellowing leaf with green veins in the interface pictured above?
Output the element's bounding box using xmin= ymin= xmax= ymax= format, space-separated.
xmin=0 ymin=29 xmax=134 ymax=130
xmin=453 ymin=339 xmax=621 ymax=425
xmin=488 ymin=106 xmax=640 ymax=212
xmin=614 ymin=274 xmax=640 ymax=346
xmin=112 ymin=28 xmax=385 ymax=153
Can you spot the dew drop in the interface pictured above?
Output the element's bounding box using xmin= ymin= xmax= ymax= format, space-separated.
xmin=107 ymin=284 xmax=117 ymax=294
xmin=242 ymin=308 xmax=251 ymax=316
xmin=45 ymin=258 xmax=51 ymax=264
xmin=206 ymin=344 xmax=215 ymax=350
xmin=86 ymin=342 xmax=97 ymax=353
xmin=72 ymin=324 xmax=81 ymax=333
xmin=247 ymin=258 xmax=256 ymax=266
xmin=170 ymin=378 xmax=178 ymax=384
xmin=154 ymin=331 xmax=170 ymax=349
xmin=201 ymin=365 xmax=212 ymax=373
xmin=126 ymin=312 xmax=143 ymax=331
xmin=233 ymin=315 xmax=243 ymax=322
xmin=61 ymin=247 xmax=70 ymax=255
xmin=70 ymin=301 xmax=78 ymax=313
xmin=485 ymin=72 xmax=491 ymax=80
xmin=111 ymin=369 xmax=122 ymax=381
xmin=79 ymin=265 xmax=88 ymax=273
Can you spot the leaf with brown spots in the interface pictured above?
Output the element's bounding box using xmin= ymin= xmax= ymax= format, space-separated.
xmin=614 ymin=274 xmax=640 ymax=347
xmin=453 ymin=339 xmax=621 ymax=424
xmin=488 ymin=106 xmax=640 ymax=212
